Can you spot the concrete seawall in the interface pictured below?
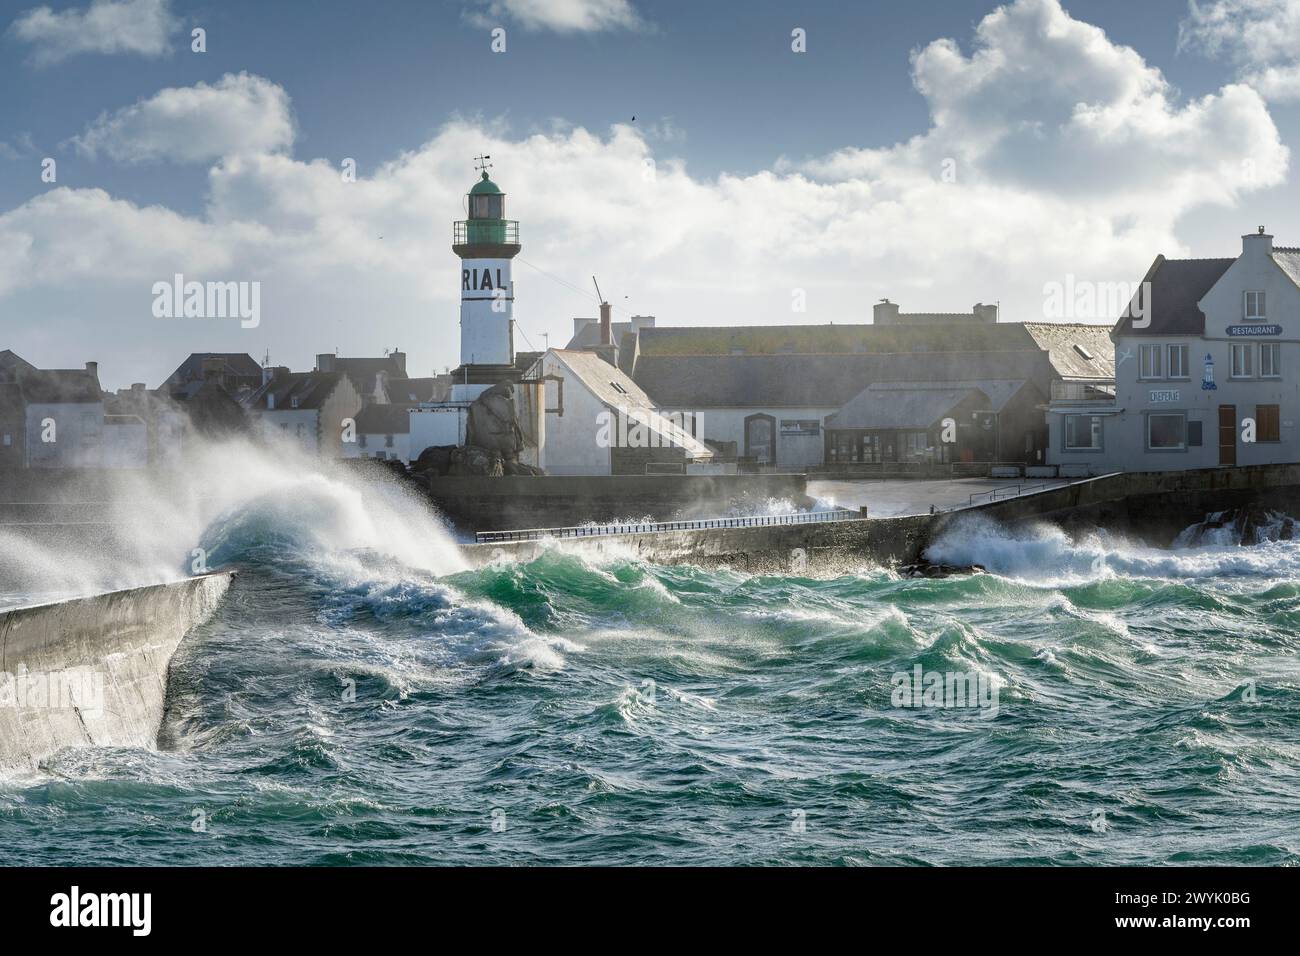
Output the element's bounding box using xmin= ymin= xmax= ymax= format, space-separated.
xmin=463 ymin=513 xmax=933 ymax=573
xmin=463 ymin=464 xmax=1300 ymax=572
xmin=939 ymin=464 xmax=1300 ymax=546
xmin=0 ymin=572 xmax=234 ymax=771
xmin=416 ymin=472 xmax=813 ymax=533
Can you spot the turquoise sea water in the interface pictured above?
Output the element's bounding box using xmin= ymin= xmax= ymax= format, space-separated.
xmin=3 ymin=470 xmax=1300 ymax=865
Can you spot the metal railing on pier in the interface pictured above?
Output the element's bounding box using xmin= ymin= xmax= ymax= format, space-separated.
xmin=966 ymin=479 xmax=1073 ymax=507
xmin=475 ymin=507 xmax=860 ymax=544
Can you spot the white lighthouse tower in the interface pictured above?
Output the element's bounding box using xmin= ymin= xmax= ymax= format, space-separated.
xmin=451 ymin=156 xmax=520 ymax=402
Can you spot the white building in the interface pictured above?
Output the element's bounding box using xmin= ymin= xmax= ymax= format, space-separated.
xmin=1049 ymin=229 xmax=1300 ymax=473
xmin=246 ymin=369 xmax=363 ymax=457
xmin=528 ymin=348 xmax=714 ymax=476
xmin=18 ymin=362 xmax=106 ymax=469
xmin=343 ymin=403 xmax=412 ymax=462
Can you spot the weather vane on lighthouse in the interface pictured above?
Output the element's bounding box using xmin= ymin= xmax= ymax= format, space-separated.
xmin=474 ymin=153 xmax=492 ymax=175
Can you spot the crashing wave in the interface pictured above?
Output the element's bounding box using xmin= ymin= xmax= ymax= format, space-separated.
xmin=1173 ymin=508 xmax=1298 ymax=548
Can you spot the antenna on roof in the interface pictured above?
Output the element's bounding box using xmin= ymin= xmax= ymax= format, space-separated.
xmin=592 ymin=276 xmax=606 ymax=304
xmin=474 ymin=154 xmax=493 ymax=174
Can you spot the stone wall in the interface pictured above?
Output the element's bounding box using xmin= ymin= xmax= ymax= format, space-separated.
xmin=0 ymin=572 xmax=234 ymax=770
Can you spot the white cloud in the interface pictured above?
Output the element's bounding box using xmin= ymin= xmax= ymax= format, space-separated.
xmin=70 ymin=73 xmax=296 ymax=164
xmin=0 ymin=0 xmax=1288 ymax=387
xmin=1179 ymin=0 xmax=1300 ymax=100
xmin=7 ymin=0 xmax=178 ymax=65
xmin=466 ymin=0 xmax=644 ymax=33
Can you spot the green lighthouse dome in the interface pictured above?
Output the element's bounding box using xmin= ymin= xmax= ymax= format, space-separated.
xmin=469 ymin=171 xmax=502 ymax=196
xmin=454 ymin=167 xmax=520 ymax=254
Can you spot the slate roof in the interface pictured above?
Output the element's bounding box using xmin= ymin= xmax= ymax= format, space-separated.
xmin=1020 ymin=323 xmax=1115 ymax=380
xmin=247 ymin=371 xmax=347 ymax=411
xmin=165 ymin=352 xmax=263 ymax=384
xmin=547 ymin=350 xmax=714 ymax=458
xmin=0 ymin=350 xmax=36 ymax=381
xmin=327 ymin=357 xmax=405 ymax=399
xmin=355 ymin=403 xmax=412 ymax=434
xmin=1114 ymin=256 xmax=1235 ymax=337
xmin=18 ymin=367 xmax=103 ymax=404
xmin=825 ymin=379 xmax=1032 ymax=430
xmin=567 ymin=320 xmax=634 ymax=350
xmin=827 ymin=385 xmax=985 ymax=431
xmin=631 ymin=322 xmax=1036 ymax=357
xmin=633 ymin=350 xmax=1055 ymax=408
xmin=1271 ymin=247 xmax=1300 ymax=288
xmin=386 ymin=377 xmax=447 ymax=403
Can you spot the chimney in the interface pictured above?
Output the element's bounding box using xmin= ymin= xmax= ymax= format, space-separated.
xmin=873 ymin=299 xmax=900 ymax=325
xmin=600 ymin=301 xmax=612 ymax=346
xmin=630 ymin=315 xmax=655 ymax=331
xmin=262 ymin=365 xmax=274 ymax=386
xmin=131 ymin=382 xmax=145 ymax=394
xmin=266 ymin=392 xmax=275 ymax=410
xmin=316 ymin=353 xmax=335 ymax=372
xmin=973 ymin=302 xmax=998 ymax=324
xmin=390 ymin=350 xmax=406 ymax=375
xmin=1243 ymin=226 xmax=1273 ymax=257
xmin=84 ymin=360 xmax=99 ymax=382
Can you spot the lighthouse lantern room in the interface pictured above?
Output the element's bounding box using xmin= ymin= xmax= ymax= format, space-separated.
xmin=451 ymin=156 xmax=521 ymax=400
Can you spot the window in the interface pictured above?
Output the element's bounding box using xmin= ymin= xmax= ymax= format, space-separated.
xmin=1245 ymin=290 xmax=1266 ymax=320
xmin=902 ymin=431 xmax=929 ymax=460
xmin=1231 ymin=344 xmax=1254 ymax=378
xmin=1064 ymin=414 xmax=1103 ymax=450
xmin=828 ymin=432 xmax=857 ymax=464
xmin=1261 ymin=343 xmax=1282 ymax=378
xmin=1256 ymin=404 xmax=1281 ymax=442
xmin=1188 ymin=421 xmax=1203 ymax=447
xmin=2 ymin=434 xmax=9 ymax=447
xmin=1147 ymin=413 xmax=1186 ymax=450
xmin=1167 ymin=344 xmax=1189 ymax=379
xmin=385 ymin=434 xmax=395 ymax=448
xmin=359 ymin=434 xmax=368 ymax=448
xmin=470 ymin=194 xmax=503 ymax=219
xmin=1139 ymin=344 xmax=1162 ymax=379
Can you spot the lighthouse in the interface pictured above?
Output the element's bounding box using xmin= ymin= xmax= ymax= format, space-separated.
xmin=451 ymin=158 xmax=520 ymax=401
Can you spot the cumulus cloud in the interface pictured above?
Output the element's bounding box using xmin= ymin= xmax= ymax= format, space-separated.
xmin=1179 ymin=0 xmax=1300 ymax=101
xmin=466 ymin=0 xmax=645 ymax=33
xmin=7 ymin=0 xmax=178 ymax=65
xmin=0 ymin=0 xmax=1288 ymax=387
xmin=70 ymin=73 xmax=296 ymax=163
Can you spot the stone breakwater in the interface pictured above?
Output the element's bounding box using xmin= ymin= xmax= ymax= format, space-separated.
xmin=0 ymin=572 xmax=234 ymax=770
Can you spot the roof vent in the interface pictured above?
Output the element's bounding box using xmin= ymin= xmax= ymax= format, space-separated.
xmin=1073 ymin=344 xmax=1094 ymax=360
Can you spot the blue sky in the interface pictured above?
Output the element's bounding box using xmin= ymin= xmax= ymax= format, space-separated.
xmin=2 ymin=0 xmax=1299 ymax=387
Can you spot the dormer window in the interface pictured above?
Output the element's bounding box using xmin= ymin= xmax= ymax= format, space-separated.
xmin=290 ymin=395 xmax=300 ymax=408
xmin=1245 ymin=291 xmax=1266 ymax=320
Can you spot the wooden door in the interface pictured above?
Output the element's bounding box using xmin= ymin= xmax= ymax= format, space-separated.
xmin=1219 ymin=405 xmax=1236 ymax=466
